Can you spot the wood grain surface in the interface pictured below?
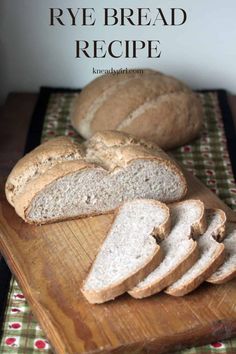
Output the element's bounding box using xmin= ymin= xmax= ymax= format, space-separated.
xmin=0 ymin=169 xmax=235 ymax=354
xmin=0 ymin=93 xmax=235 ymax=353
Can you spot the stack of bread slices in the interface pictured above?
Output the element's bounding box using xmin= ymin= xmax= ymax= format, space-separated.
xmin=82 ymin=199 xmax=236 ymax=303
xmin=5 ymin=131 xmax=235 ymax=304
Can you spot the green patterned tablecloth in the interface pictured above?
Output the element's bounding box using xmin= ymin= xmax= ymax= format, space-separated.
xmin=0 ymin=91 xmax=235 ymax=353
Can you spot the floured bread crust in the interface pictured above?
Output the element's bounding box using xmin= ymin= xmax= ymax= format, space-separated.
xmin=70 ymin=69 xmax=203 ymax=150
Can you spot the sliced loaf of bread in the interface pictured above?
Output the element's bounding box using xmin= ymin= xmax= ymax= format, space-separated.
xmin=81 ymin=199 xmax=170 ymax=304
xmin=128 ymin=200 xmax=207 ymax=299
xmin=5 ymin=131 xmax=187 ymax=224
xmin=207 ymin=223 xmax=236 ymax=284
xmin=165 ymin=209 xmax=226 ymax=296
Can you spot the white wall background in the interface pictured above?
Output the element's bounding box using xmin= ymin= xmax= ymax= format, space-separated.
xmin=0 ymin=0 xmax=236 ymax=104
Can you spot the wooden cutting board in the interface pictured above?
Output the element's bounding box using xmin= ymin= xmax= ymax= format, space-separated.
xmin=0 ymin=170 xmax=236 ymax=354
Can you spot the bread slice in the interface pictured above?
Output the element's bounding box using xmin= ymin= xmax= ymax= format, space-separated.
xmin=165 ymin=209 xmax=226 ymax=296
xmin=128 ymin=200 xmax=206 ymax=299
xmin=207 ymin=223 xmax=236 ymax=284
xmin=81 ymin=199 xmax=170 ymax=304
xmin=6 ymin=131 xmax=187 ymax=224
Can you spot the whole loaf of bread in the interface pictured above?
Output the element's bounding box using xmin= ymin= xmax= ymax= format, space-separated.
xmin=70 ymin=69 xmax=203 ymax=150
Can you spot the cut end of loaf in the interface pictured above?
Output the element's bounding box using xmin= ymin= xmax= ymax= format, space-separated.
xmin=23 ymin=159 xmax=185 ymax=224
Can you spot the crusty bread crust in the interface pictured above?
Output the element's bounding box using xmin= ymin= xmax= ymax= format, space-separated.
xmin=165 ymin=247 xmax=225 ymax=296
xmin=207 ymin=222 xmax=236 ymax=284
xmin=117 ymin=92 xmax=202 ymax=149
xmin=82 ymin=245 xmax=164 ymax=304
xmin=70 ymin=71 xmax=144 ymax=130
xmin=212 ymin=209 xmax=227 ymax=242
xmin=128 ymin=200 xmax=206 ymax=299
xmin=70 ymin=70 xmax=181 ymax=135
xmin=85 ymin=130 xmax=185 ymax=167
xmin=6 ymin=132 xmax=187 ymax=224
xmin=129 ymin=242 xmax=199 ymax=299
xmin=70 ymin=69 xmax=203 ymax=150
xmin=81 ymin=199 xmax=170 ymax=304
xmin=13 ymin=161 xmax=98 ymax=222
xmin=207 ymin=269 xmax=236 ymax=284
xmin=5 ymin=137 xmax=85 ymax=206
